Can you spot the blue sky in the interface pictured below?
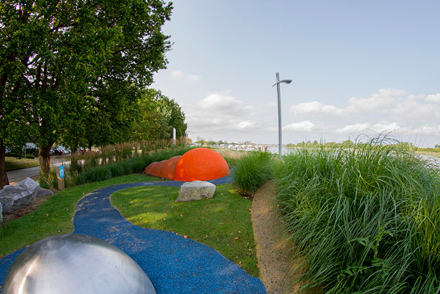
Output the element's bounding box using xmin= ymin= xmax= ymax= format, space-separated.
xmin=152 ymin=0 xmax=440 ymax=147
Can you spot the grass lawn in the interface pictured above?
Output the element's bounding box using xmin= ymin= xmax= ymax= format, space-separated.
xmin=0 ymin=174 xmax=157 ymax=257
xmin=1 ymin=174 xmax=259 ymax=278
xmin=5 ymin=157 xmax=40 ymax=171
xmin=111 ymin=183 xmax=259 ymax=277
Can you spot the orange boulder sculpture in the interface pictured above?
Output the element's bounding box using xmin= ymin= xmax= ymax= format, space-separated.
xmin=159 ymin=156 xmax=182 ymax=180
xmin=174 ymin=148 xmax=230 ymax=182
xmin=151 ymin=160 xmax=167 ymax=178
xmin=144 ymin=162 xmax=158 ymax=175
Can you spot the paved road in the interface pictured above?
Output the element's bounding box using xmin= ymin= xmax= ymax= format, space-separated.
xmin=6 ymin=156 xmax=71 ymax=185
xmin=6 ymin=166 xmax=41 ymax=184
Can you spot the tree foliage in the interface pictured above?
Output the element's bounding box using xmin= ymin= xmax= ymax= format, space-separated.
xmin=132 ymin=89 xmax=187 ymax=142
xmin=0 ymin=0 xmax=173 ymax=186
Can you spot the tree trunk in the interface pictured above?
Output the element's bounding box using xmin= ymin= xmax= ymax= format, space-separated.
xmin=0 ymin=145 xmax=9 ymax=189
xmin=39 ymin=144 xmax=52 ymax=177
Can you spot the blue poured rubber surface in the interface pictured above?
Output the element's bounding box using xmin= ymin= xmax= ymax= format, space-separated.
xmin=0 ymin=176 xmax=266 ymax=294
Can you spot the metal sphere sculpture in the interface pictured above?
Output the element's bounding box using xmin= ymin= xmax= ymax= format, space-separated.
xmin=2 ymin=234 xmax=156 ymax=294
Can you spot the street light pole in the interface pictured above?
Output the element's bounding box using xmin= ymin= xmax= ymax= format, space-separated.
xmin=273 ymin=72 xmax=292 ymax=158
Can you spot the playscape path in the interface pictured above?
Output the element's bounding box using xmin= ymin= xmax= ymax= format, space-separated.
xmin=0 ymin=176 xmax=266 ymax=293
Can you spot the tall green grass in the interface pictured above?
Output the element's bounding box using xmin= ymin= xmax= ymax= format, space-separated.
xmin=233 ymin=151 xmax=275 ymax=194
xmin=72 ymin=147 xmax=192 ymax=185
xmin=275 ymin=140 xmax=440 ymax=293
xmin=69 ymin=137 xmax=188 ymax=175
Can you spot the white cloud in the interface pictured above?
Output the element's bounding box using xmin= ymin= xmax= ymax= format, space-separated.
xmin=347 ymin=88 xmax=405 ymax=114
xmin=336 ymin=121 xmax=402 ymax=135
xmin=391 ymin=97 xmax=440 ymax=121
xmin=171 ymin=69 xmax=200 ymax=82
xmin=289 ymin=89 xmax=440 ymax=136
xmin=185 ymin=75 xmax=201 ymax=82
xmin=412 ymin=125 xmax=440 ymax=136
xmin=426 ymin=93 xmax=440 ymax=103
xmin=283 ymin=121 xmax=316 ymax=132
xmin=185 ymin=91 xmax=260 ymax=135
xmin=199 ymin=91 xmax=242 ymax=111
xmin=171 ymin=70 xmax=184 ymax=79
xmin=371 ymin=121 xmax=401 ymax=133
xmin=238 ymin=121 xmax=258 ymax=129
xmin=336 ymin=123 xmax=370 ymax=134
xmin=180 ymin=88 xmax=440 ymax=146
xmin=290 ymin=101 xmax=352 ymax=117
xmin=290 ymin=88 xmax=407 ymax=118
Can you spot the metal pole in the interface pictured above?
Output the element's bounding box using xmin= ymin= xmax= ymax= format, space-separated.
xmin=276 ymin=72 xmax=282 ymax=158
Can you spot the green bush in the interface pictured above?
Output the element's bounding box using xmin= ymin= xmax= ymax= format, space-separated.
xmin=128 ymin=157 xmax=147 ymax=173
xmin=70 ymin=147 xmax=192 ymax=185
xmin=233 ymin=151 xmax=274 ymax=194
xmin=275 ymin=141 xmax=440 ymax=293
xmin=38 ymin=168 xmax=58 ymax=190
xmin=108 ymin=163 xmax=126 ymax=177
xmin=81 ymin=166 xmax=112 ymax=183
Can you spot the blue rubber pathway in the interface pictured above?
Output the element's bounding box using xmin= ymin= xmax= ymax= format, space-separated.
xmin=0 ymin=176 xmax=266 ymax=293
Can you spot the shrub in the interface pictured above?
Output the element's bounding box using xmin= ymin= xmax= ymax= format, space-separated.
xmin=80 ymin=166 xmax=112 ymax=183
xmin=70 ymin=146 xmax=192 ymax=185
xmin=233 ymin=151 xmax=274 ymax=194
xmin=275 ymin=141 xmax=440 ymax=293
xmin=108 ymin=163 xmax=126 ymax=178
xmin=38 ymin=168 xmax=58 ymax=190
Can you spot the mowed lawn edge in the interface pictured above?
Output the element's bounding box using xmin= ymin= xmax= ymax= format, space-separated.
xmin=111 ymin=183 xmax=259 ymax=277
xmin=5 ymin=157 xmax=40 ymax=171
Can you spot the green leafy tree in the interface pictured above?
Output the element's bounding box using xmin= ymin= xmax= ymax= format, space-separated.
xmin=132 ymin=89 xmax=187 ymax=142
xmin=0 ymin=0 xmax=173 ymax=185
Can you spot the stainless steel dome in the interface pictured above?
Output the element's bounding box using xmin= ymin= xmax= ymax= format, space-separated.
xmin=2 ymin=234 xmax=156 ymax=294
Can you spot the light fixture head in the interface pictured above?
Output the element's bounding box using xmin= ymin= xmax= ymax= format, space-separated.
xmin=272 ymin=79 xmax=292 ymax=87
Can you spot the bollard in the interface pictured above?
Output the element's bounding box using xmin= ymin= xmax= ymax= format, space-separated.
xmin=56 ymin=165 xmax=65 ymax=190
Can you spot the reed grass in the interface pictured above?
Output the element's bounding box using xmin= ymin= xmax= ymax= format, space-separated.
xmin=233 ymin=151 xmax=275 ymax=194
xmin=71 ymin=147 xmax=192 ymax=185
xmin=275 ymin=138 xmax=440 ymax=293
xmin=216 ymin=148 xmax=247 ymax=168
xmin=70 ymin=137 xmax=187 ymax=174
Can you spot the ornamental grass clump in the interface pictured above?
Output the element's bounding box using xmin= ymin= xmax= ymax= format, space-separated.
xmin=71 ymin=147 xmax=192 ymax=185
xmin=275 ymin=138 xmax=440 ymax=293
xmin=233 ymin=151 xmax=275 ymax=194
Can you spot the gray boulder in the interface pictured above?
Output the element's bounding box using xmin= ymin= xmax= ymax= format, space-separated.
xmin=37 ymin=187 xmax=54 ymax=197
xmin=17 ymin=177 xmax=40 ymax=192
xmin=0 ymin=177 xmax=40 ymax=213
xmin=0 ymin=202 xmax=3 ymax=224
xmin=176 ymin=181 xmax=216 ymax=202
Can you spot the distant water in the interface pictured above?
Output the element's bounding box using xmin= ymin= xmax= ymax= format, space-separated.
xmin=267 ymin=146 xmax=298 ymax=155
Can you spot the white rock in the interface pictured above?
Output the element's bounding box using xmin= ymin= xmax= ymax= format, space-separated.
xmin=176 ymin=181 xmax=216 ymax=202
xmin=0 ymin=202 xmax=3 ymax=224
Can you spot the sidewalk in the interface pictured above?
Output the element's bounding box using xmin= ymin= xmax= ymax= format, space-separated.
xmin=6 ymin=156 xmax=71 ymax=185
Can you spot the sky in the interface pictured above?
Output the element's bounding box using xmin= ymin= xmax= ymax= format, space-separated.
xmin=152 ymin=0 xmax=440 ymax=147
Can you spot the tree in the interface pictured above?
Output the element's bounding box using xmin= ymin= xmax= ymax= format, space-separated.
xmin=341 ymin=140 xmax=354 ymax=149
xmin=0 ymin=0 xmax=173 ymax=186
xmin=132 ymin=89 xmax=187 ymax=142
xmin=60 ymin=80 xmax=141 ymax=151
